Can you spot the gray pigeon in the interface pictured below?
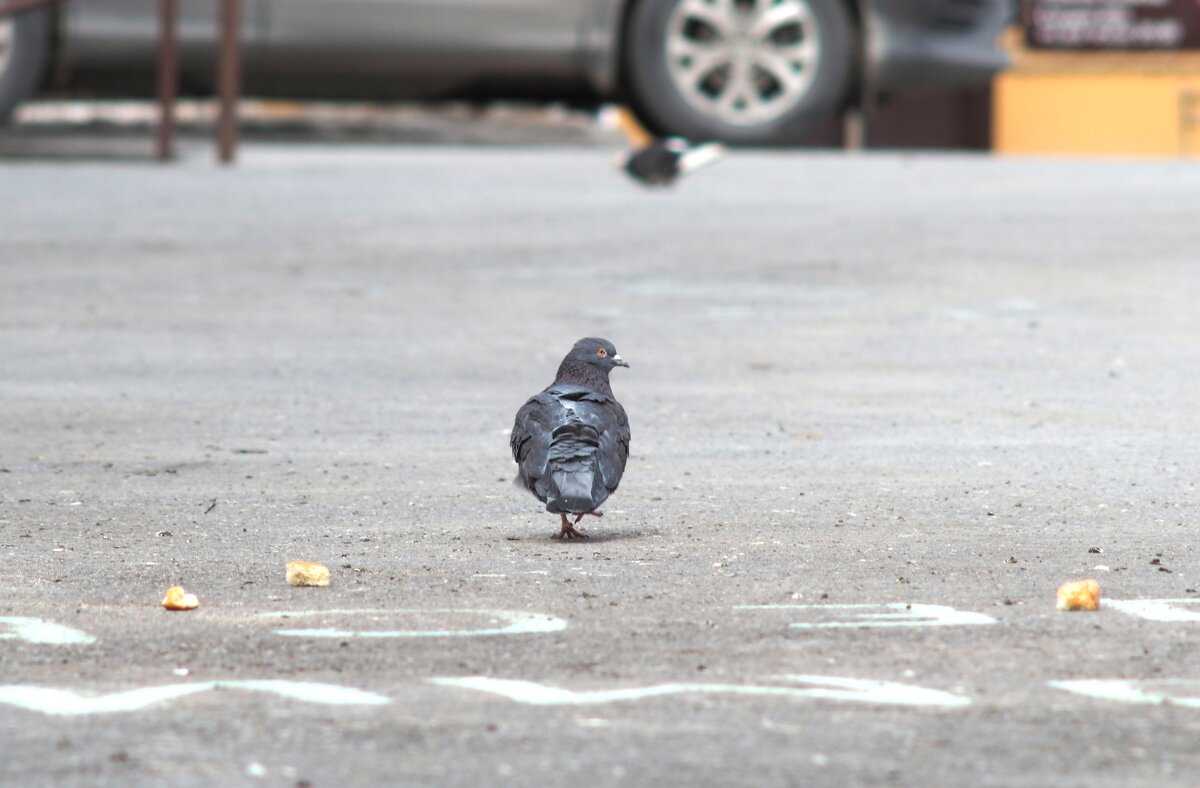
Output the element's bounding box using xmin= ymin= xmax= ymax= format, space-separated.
xmin=511 ymin=338 xmax=631 ymax=539
xmin=618 ymin=139 xmax=725 ymax=187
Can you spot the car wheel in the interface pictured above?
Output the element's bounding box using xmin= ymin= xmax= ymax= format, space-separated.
xmin=624 ymin=0 xmax=855 ymax=145
xmin=0 ymin=6 xmax=50 ymax=123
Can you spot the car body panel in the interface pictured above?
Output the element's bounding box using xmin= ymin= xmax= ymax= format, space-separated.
xmin=62 ymin=0 xmax=267 ymax=64
xmin=62 ymin=0 xmax=590 ymax=83
xmin=262 ymin=0 xmax=587 ymax=76
xmin=578 ymin=0 xmax=624 ymax=95
xmin=858 ymin=0 xmax=1012 ymax=95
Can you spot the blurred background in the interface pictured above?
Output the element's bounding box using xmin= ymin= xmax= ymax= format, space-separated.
xmin=1 ymin=0 xmax=1198 ymax=156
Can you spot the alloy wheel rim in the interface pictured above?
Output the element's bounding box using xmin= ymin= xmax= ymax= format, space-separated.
xmin=665 ymin=0 xmax=821 ymax=126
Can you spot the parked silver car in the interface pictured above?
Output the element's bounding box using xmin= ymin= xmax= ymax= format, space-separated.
xmin=0 ymin=0 xmax=1010 ymax=145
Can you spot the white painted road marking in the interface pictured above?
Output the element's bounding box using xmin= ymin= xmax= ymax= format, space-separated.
xmin=1049 ymin=679 xmax=1200 ymax=708
xmin=0 ymin=680 xmax=390 ymax=716
xmin=429 ymin=675 xmax=971 ymax=708
xmin=0 ymin=617 xmax=96 ymax=645
xmin=733 ymin=604 xmax=997 ymax=629
xmin=1106 ymin=598 xmax=1200 ymax=622
xmin=260 ymin=609 xmax=567 ymax=638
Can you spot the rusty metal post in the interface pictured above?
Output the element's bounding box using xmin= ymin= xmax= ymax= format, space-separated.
xmin=156 ymin=0 xmax=179 ymax=161
xmin=843 ymin=106 xmax=865 ymax=151
xmin=216 ymin=0 xmax=240 ymax=164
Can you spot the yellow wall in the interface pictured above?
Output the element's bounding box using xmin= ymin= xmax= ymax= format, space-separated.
xmin=995 ymin=72 xmax=1200 ymax=156
xmin=993 ymin=30 xmax=1200 ymax=157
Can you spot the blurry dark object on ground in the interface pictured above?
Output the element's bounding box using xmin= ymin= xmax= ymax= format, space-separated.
xmin=618 ymin=138 xmax=725 ymax=187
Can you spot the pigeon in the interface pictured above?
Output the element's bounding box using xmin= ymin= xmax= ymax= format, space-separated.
xmin=510 ymin=338 xmax=631 ymax=539
xmin=618 ymin=138 xmax=726 ymax=187
xmin=598 ymin=105 xmax=724 ymax=188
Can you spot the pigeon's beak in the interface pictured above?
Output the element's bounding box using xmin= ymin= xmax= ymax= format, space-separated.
xmin=612 ymin=354 xmax=630 ymax=368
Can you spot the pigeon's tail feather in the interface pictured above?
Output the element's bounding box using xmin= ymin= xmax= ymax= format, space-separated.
xmin=678 ymin=142 xmax=725 ymax=174
xmin=542 ymin=420 xmax=605 ymax=514
xmin=549 ymin=464 xmax=596 ymax=513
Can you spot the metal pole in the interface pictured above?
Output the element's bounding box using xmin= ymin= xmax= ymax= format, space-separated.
xmin=216 ymin=0 xmax=240 ymax=164
xmin=842 ymin=106 xmax=865 ymax=151
xmin=156 ymin=0 xmax=179 ymax=162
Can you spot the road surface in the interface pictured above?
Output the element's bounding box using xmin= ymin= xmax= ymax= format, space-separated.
xmin=3 ymin=148 xmax=1200 ymax=786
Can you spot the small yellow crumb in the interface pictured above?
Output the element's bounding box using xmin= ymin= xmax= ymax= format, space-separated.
xmin=1056 ymin=578 xmax=1101 ymax=611
xmin=161 ymin=585 xmax=200 ymax=611
xmin=286 ymin=560 xmax=330 ymax=587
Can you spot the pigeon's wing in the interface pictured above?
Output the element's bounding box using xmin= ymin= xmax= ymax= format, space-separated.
xmin=623 ymin=144 xmax=681 ymax=186
xmin=511 ymin=393 xmax=555 ymax=483
xmin=678 ymin=142 xmax=725 ymax=174
xmin=595 ymin=397 xmax=630 ymax=494
xmin=560 ymin=390 xmax=629 ymax=495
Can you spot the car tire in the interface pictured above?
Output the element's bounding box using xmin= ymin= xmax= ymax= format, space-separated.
xmin=623 ymin=0 xmax=855 ymax=146
xmin=0 ymin=6 xmax=50 ymax=123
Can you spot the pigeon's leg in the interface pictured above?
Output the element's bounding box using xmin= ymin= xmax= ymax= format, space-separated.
xmin=555 ymin=513 xmax=589 ymax=540
xmin=572 ymin=511 xmax=604 ymax=525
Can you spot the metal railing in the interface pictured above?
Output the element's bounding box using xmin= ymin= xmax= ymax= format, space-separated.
xmin=1 ymin=0 xmax=242 ymax=163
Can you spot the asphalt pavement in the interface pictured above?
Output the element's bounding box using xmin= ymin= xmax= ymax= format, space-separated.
xmin=3 ymin=146 xmax=1200 ymax=787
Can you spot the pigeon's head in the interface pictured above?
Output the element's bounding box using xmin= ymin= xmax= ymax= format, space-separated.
xmin=568 ymin=337 xmax=629 ymax=372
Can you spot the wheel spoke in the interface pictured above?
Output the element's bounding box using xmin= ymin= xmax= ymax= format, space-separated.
xmin=669 ymin=39 xmax=734 ymax=85
xmin=752 ymin=47 xmax=806 ymax=94
xmin=710 ymin=0 xmax=738 ymax=21
xmin=772 ymin=38 xmax=819 ymax=66
xmin=675 ymin=0 xmax=738 ymax=38
xmin=751 ymin=1 xmax=811 ymax=40
xmin=720 ymin=83 xmax=769 ymax=118
xmin=716 ymin=55 xmax=755 ymax=115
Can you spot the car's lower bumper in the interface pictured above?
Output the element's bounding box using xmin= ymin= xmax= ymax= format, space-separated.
xmin=862 ymin=0 xmax=1013 ymax=96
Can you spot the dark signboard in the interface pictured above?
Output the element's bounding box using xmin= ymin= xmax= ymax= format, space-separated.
xmin=1024 ymin=0 xmax=1200 ymax=49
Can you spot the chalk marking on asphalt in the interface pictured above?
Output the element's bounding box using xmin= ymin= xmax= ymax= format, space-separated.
xmin=732 ymin=603 xmax=997 ymax=628
xmin=0 ymin=680 xmax=390 ymax=716
xmin=0 ymin=617 xmax=96 ymax=645
xmin=216 ymin=680 xmax=390 ymax=705
xmin=428 ymin=675 xmax=970 ymax=708
xmin=259 ymin=608 xmax=567 ymax=638
xmin=0 ymin=684 xmax=212 ymax=715
xmin=1049 ymin=679 xmax=1200 ymax=708
xmin=1106 ymin=598 xmax=1200 ymax=622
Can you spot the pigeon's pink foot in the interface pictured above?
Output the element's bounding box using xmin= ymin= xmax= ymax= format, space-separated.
xmin=555 ymin=513 xmax=589 ymax=539
xmin=572 ymin=511 xmax=603 ymax=526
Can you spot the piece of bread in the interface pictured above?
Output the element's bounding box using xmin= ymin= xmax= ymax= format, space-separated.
xmin=1056 ymin=578 xmax=1100 ymax=611
xmin=286 ymin=560 xmax=330 ymax=587
xmin=161 ymin=585 xmax=200 ymax=610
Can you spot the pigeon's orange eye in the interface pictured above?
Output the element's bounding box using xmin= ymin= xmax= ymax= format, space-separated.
xmin=597 ymin=348 xmax=607 ymax=358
